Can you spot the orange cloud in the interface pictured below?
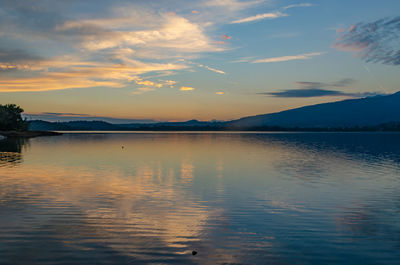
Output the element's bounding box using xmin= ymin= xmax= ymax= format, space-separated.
xmin=0 ymin=57 xmax=187 ymax=92
xmin=180 ymin=86 xmax=195 ymax=91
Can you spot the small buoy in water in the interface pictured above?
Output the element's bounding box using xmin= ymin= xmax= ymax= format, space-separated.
xmin=192 ymin=250 xmax=197 ymax=256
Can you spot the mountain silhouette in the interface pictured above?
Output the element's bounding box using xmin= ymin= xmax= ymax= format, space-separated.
xmin=227 ymin=92 xmax=400 ymax=129
xmin=28 ymin=91 xmax=400 ymax=131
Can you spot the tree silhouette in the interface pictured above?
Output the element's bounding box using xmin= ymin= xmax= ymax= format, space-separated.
xmin=0 ymin=104 xmax=28 ymax=131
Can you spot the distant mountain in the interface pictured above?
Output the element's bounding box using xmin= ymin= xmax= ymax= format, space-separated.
xmin=28 ymin=119 xmax=224 ymax=131
xmin=23 ymin=114 xmax=156 ymax=124
xmin=227 ymin=91 xmax=400 ymax=129
xmin=29 ymin=91 xmax=400 ymax=131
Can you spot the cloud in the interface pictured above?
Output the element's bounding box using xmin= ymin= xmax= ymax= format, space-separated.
xmin=163 ymin=80 xmax=177 ymax=88
xmin=0 ymin=58 xmax=187 ymax=92
xmin=252 ymin=52 xmax=324 ymax=63
xmin=216 ymin=91 xmax=225 ymax=95
xmin=180 ymin=86 xmax=195 ymax=91
xmin=134 ymin=79 xmax=163 ymax=88
xmin=0 ymin=0 xmax=281 ymax=94
xmin=260 ymin=78 xmax=381 ymax=98
xmin=232 ymin=12 xmax=287 ymax=24
xmin=132 ymin=87 xmax=156 ymax=95
xmin=262 ymin=89 xmax=381 ymax=98
xmin=41 ymin=112 xmax=90 ymax=117
xmin=333 ymin=16 xmax=400 ymax=65
xmin=57 ymin=14 xmax=223 ymax=55
xmin=230 ymin=56 xmax=256 ymax=63
xmin=0 ymin=74 xmax=123 ymax=92
xmin=0 ymin=48 xmax=42 ymax=63
xmin=0 ymin=48 xmax=45 ymax=72
xmin=0 ymin=1 xmax=240 ymax=93
xmin=205 ymin=0 xmax=264 ymax=11
xmin=295 ymin=78 xmax=356 ymax=89
xmin=231 ymin=2 xmax=312 ymax=24
xmin=198 ymin=64 xmax=226 ymax=74
xmin=188 ymin=61 xmax=226 ymax=74
xmin=132 ymin=79 xmax=178 ymax=93
xmin=281 ymin=3 xmax=313 ymax=10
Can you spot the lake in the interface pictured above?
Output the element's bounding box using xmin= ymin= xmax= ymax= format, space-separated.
xmin=0 ymin=132 xmax=400 ymax=264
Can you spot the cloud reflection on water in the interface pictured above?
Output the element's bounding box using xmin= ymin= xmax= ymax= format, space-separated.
xmin=0 ymin=132 xmax=400 ymax=264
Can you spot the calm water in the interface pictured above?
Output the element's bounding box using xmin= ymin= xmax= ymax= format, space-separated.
xmin=1 ymin=132 xmax=400 ymax=264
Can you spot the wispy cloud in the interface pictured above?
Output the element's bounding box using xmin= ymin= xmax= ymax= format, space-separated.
xmin=230 ymin=56 xmax=256 ymax=63
xmin=0 ymin=57 xmax=186 ymax=92
xmin=252 ymin=52 xmax=324 ymax=63
xmin=281 ymin=3 xmax=313 ymax=10
xmin=186 ymin=61 xmax=226 ymax=74
xmin=296 ymin=78 xmax=356 ymax=89
xmin=205 ymin=0 xmax=264 ymax=11
xmin=333 ymin=16 xmax=400 ymax=65
xmin=41 ymin=112 xmax=90 ymax=117
xmin=231 ymin=2 xmax=312 ymax=24
xmin=197 ymin=64 xmax=226 ymax=74
xmin=132 ymin=87 xmax=156 ymax=95
xmin=232 ymin=12 xmax=287 ymax=24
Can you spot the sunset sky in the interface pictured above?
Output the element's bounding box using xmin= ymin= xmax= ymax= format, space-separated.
xmin=0 ymin=0 xmax=399 ymax=121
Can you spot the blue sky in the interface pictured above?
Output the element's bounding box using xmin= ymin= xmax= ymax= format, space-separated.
xmin=0 ymin=0 xmax=399 ymax=121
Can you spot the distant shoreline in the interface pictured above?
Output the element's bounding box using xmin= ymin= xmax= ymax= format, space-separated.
xmin=0 ymin=130 xmax=62 ymax=138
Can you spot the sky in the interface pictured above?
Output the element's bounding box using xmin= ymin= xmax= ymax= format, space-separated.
xmin=0 ymin=0 xmax=399 ymax=122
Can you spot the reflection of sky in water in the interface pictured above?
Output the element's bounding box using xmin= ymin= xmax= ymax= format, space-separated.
xmin=0 ymin=132 xmax=400 ymax=264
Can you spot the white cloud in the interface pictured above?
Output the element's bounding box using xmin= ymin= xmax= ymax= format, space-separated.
xmin=231 ymin=2 xmax=312 ymax=24
xmin=58 ymin=13 xmax=223 ymax=56
xmin=252 ymin=52 xmax=324 ymax=63
xmin=232 ymin=12 xmax=287 ymax=24
xmin=197 ymin=64 xmax=226 ymax=74
xmin=281 ymin=3 xmax=313 ymax=10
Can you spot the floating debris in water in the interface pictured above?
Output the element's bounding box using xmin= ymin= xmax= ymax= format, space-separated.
xmin=192 ymin=251 xmax=197 ymax=256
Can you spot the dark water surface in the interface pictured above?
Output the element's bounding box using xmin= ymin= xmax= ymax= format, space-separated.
xmin=1 ymin=132 xmax=400 ymax=264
